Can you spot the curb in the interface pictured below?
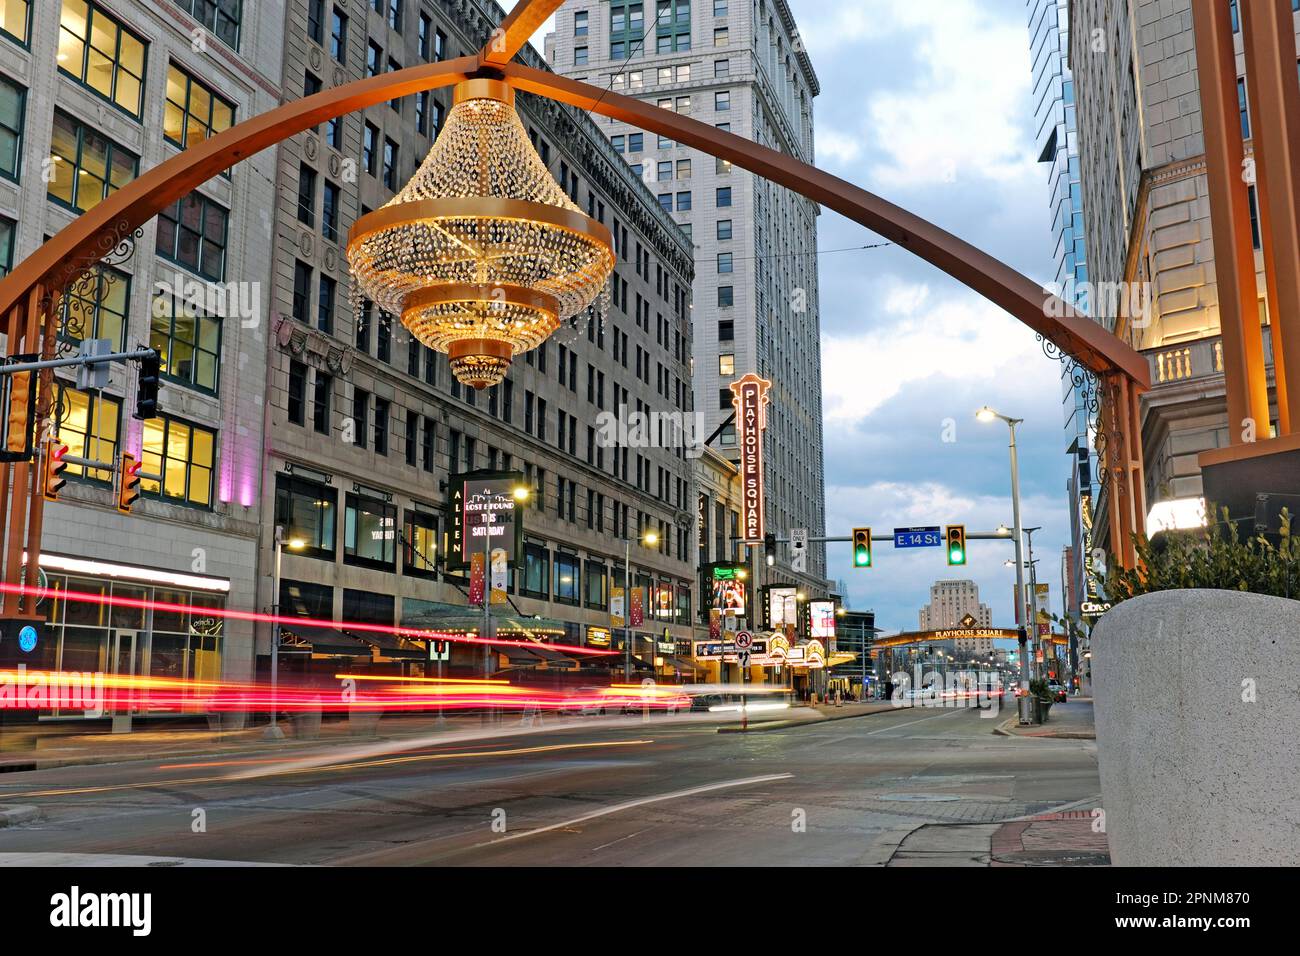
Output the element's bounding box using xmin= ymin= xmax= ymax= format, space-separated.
xmin=992 ymin=714 xmax=1096 ymax=740
xmin=0 ymin=805 xmax=41 ymax=828
xmin=718 ymin=706 xmax=897 ymax=734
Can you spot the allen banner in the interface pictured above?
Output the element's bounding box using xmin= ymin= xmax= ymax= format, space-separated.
xmin=611 ymin=587 xmax=625 ymax=628
xmin=729 ymin=373 xmax=772 ymax=542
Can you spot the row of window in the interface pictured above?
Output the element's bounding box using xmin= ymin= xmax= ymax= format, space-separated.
xmin=55 ymin=385 xmax=216 ymax=508
xmin=606 ymin=56 xmax=732 ymax=92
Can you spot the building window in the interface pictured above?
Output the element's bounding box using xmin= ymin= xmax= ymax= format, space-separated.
xmin=48 ymin=111 xmax=138 ymax=213
xmin=719 ymin=353 xmax=734 ymax=376
xmin=403 ymin=509 xmax=437 ymax=577
xmin=293 ymin=261 xmax=312 ymax=321
xmin=150 ymin=293 xmax=221 ymax=394
xmin=715 ymin=90 xmax=730 ymax=111
xmin=714 ymin=27 xmax=729 ymax=46
xmin=363 ymin=121 xmax=378 ymax=175
xmin=714 ymin=58 xmax=729 ymax=77
xmin=172 ymin=0 xmax=241 ymax=49
xmin=59 ymin=0 xmax=147 ymax=117
xmin=718 ymin=286 xmax=734 ymax=307
xmin=313 ymin=370 xmax=332 ymax=434
xmin=322 ymin=180 xmax=340 ymax=242
xmin=0 ymin=0 xmax=28 ymax=45
xmin=141 ymin=414 xmax=216 ymax=508
xmin=53 ymin=384 xmax=119 ymax=483
xmin=164 ymin=64 xmax=236 ymax=150
xmin=1237 ymin=76 xmax=1250 ymax=139
xmin=317 ymin=275 xmax=336 ymax=333
xmin=307 ymin=0 xmax=324 ymax=43
xmin=288 ymin=361 xmax=307 ymax=425
xmin=555 ymin=552 xmax=580 ymax=605
xmin=275 ymin=473 xmax=336 ymax=558
xmin=658 ymin=193 xmax=673 ymax=212
xmin=352 ymin=387 xmax=368 ymax=448
xmin=575 ymin=46 xmax=588 ymax=65
xmin=676 ymin=191 xmax=691 ymax=211
xmin=296 ymin=163 xmax=317 ymax=225
xmin=0 ymin=75 xmax=24 ymax=181
xmin=345 ymin=493 xmax=397 ymax=569
xmin=330 ymin=6 xmax=347 ymax=63
xmin=718 ymin=319 xmax=734 ymax=341
xmin=61 ymin=264 xmax=129 ymax=349
xmin=383 ymin=138 xmax=398 ymax=189
xmin=524 ymin=543 xmax=550 ymax=598
xmin=374 ymin=397 xmax=389 ymax=455
xmin=155 ymin=192 xmax=229 ymax=281
xmin=434 ymin=28 xmax=446 ymax=61
xmin=0 ymin=216 xmax=11 ymax=278
xmin=717 ymin=252 xmax=733 ymax=273
xmin=367 ymin=39 xmax=382 ymax=77
xmin=387 ymin=0 xmax=402 ymax=32
xmin=717 ymin=219 xmax=732 ymax=240
xmin=575 ymin=10 xmax=589 ymax=36
xmin=716 ymin=186 xmax=732 ymax=207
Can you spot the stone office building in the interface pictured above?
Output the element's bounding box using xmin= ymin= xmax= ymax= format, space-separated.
xmin=0 ymin=0 xmax=282 ymax=688
xmin=263 ymin=0 xmax=698 ymax=679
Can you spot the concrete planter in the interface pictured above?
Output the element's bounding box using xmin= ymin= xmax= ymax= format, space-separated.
xmin=1092 ymin=589 xmax=1300 ymax=865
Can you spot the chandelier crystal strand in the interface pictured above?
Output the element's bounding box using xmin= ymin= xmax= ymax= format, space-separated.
xmin=347 ymin=78 xmax=614 ymax=389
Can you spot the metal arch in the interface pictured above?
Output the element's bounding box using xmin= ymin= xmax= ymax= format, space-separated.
xmin=498 ymin=63 xmax=1151 ymax=389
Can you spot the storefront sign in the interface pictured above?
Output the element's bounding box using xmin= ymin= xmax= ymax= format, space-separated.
xmin=587 ymin=626 xmax=612 ymax=647
xmin=729 ymin=373 xmax=772 ymax=542
xmin=448 ymin=471 xmax=526 ymax=571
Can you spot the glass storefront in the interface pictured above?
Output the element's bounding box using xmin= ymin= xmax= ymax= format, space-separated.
xmin=40 ymin=572 xmax=226 ymax=711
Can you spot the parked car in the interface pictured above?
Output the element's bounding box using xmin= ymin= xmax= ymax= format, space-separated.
xmin=1047 ymin=681 xmax=1068 ymax=702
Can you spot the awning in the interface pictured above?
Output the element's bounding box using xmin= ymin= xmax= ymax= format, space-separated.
xmin=661 ymin=655 xmax=707 ymax=675
xmin=278 ymin=624 xmax=370 ymax=657
xmin=349 ymin=630 xmax=426 ymax=660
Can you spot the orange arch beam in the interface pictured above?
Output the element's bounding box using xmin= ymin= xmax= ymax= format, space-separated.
xmin=0 ymin=50 xmax=1147 ymax=388
xmin=502 ymin=63 xmax=1148 ymax=387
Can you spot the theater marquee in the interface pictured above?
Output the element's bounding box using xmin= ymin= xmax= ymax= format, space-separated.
xmin=729 ymin=373 xmax=772 ymax=543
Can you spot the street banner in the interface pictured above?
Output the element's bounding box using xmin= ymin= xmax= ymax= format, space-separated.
xmin=469 ymin=552 xmax=485 ymax=607
xmin=490 ymin=547 xmax=508 ymax=604
xmin=611 ymin=587 xmax=625 ymax=628
xmin=709 ymin=608 xmax=721 ymax=639
xmin=729 ymin=373 xmax=772 ymax=542
xmin=630 ymin=587 xmax=645 ymax=627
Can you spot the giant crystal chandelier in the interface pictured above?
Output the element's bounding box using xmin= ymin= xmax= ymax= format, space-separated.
xmin=347 ymin=78 xmax=615 ymax=389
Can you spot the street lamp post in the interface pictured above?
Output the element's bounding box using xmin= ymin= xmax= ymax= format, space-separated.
xmin=977 ymin=407 xmax=1030 ymax=697
xmin=266 ymin=526 xmax=304 ymax=740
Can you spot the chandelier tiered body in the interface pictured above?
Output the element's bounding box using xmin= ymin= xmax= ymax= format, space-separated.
xmin=347 ymin=78 xmax=614 ymax=389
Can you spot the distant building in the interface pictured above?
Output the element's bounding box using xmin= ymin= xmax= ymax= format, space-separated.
xmin=918 ymin=580 xmax=994 ymax=656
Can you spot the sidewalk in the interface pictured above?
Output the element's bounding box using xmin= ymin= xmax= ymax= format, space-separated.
xmin=888 ymin=810 xmax=1111 ymax=866
xmin=995 ymin=698 xmax=1095 ymax=739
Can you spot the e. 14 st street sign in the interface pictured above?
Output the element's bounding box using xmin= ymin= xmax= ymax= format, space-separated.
xmin=893 ymin=527 xmax=942 ymax=549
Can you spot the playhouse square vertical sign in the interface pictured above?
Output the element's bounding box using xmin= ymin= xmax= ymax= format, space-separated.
xmin=730 ymin=373 xmax=772 ymax=542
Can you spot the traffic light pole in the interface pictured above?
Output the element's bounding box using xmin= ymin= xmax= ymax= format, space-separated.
xmin=0 ymin=347 xmax=157 ymax=376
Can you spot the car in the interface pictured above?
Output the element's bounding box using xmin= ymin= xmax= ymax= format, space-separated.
xmin=1048 ymin=681 xmax=1068 ymax=702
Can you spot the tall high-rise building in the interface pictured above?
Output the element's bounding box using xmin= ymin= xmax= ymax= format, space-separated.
xmin=0 ymin=0 xmax=283 ymax=683
xmin=546 ymin=0 xmax=830 ymax=594
xmin=262 ymin=0 xmax=699 ymax=678
xmin=1068 ymin=0 xmax=1296 ymax=557
xmin=1025 ymin=0 xmax=1099 ymax=622
xmin=918 ymin=579 xmax=993 ymax=655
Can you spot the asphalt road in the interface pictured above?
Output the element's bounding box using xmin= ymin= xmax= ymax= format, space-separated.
xmin=0 ymin=702 xmax=1101 ymax=866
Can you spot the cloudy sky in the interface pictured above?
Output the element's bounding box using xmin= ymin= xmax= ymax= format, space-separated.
xmin=512 ymin=1 xmax=1070 ymax=634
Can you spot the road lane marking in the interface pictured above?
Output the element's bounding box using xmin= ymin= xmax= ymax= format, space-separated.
xmin=862 ymin=711 xmax=966 ymax=735
xmin=476 ymin=772 xmax=795 ymax=847
xmin=0 ymin=740 xmax=656 ymax=800
xmin=591 ymin=829 xmax=649 ymax=852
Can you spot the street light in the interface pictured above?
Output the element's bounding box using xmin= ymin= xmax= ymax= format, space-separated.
xmin=977 ymin=406 xmax=1030 ymax=698
xmin=624 ymin=529 xmax=658 ymax=681
xmin=267 ymin=526 xmax=305 ymax=740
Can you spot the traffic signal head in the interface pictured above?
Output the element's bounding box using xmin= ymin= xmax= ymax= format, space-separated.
xmin=852 ymin=527 xmax=872 ymax=568
xmin=117 ymin=453 xmax=142 ymax=514
xmin=764 ymin=532 xmax=776 ymax=567
xmin=42 ymin=439 xmax=69 ymax=502
xmin=4 ymin=366 xmax=35 ymax=457
xmin=945 ymin=524 xmax=967 ymax=566
xmin=135 ymin=348 xmax=161 ymax=420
